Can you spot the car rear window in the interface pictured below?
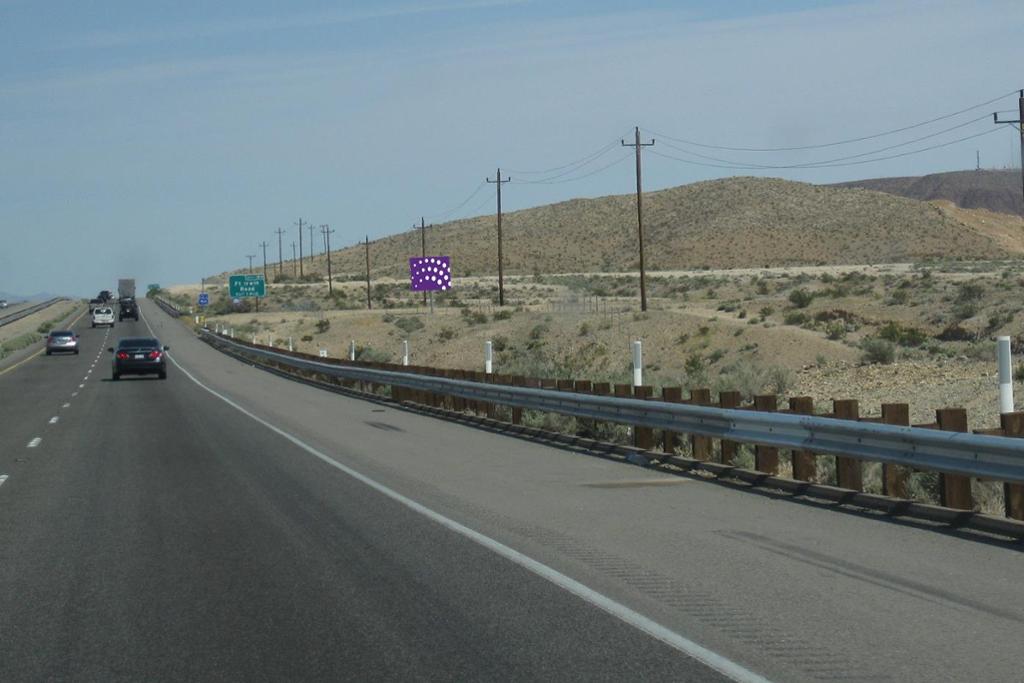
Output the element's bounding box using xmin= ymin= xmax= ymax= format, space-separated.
xmin=50 ymin=331 xmax=73 ymax=337
xmin=117 ymin=338 xmax=159 ymax=348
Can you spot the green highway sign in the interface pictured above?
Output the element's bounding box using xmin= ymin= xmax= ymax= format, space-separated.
xmin=229 ymin=274 xmax=266 ymax=298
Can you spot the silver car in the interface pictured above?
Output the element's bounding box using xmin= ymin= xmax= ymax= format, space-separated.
xmin=45 ymin=330 xmax=79 ymax=355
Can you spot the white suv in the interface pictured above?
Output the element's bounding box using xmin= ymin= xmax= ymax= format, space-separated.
xmin=92 ymin=307 xmax=115 ymax=328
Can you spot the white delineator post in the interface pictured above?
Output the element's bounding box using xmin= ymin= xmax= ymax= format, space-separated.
xmin=288 ymin=337 xmax=293 ymax=352
xmin=998 ymin=335 xmax=1014 ymax=413
xmin=402 ymin=340 xmax=409 ymax=366
xmin=349 ymin=340 xmax=356 ymax=361
xmin=229 ymin=328 xmax=234 ymax=338
xmin=632 ymin=340 xmax=643 ymax=387
xmin=485 ymin=340 xmax=493 ymax=374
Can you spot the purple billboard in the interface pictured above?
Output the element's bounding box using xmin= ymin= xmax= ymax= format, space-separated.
xmin=409 ymin=256 xmax=452 ymax=291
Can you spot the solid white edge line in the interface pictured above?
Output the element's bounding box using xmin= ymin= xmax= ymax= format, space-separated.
xmin=141 ymin=308 xmax=770 ymax=683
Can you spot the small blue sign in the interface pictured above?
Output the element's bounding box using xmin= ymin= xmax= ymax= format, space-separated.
xmin=198 ymin=292 xmax=209 ymax=307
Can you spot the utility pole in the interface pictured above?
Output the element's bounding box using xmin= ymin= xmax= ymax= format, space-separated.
xmin=321 ymin=225 xmax=335 ymax=294
xmin=291 ymin=242 xmax=297 ymax=277
xmin=274 ymin=228 xmax=286 ymax=277
xmin=246 ymin=253 xmax=258 ymax=312
xmin=259 ymin=240 xmax=269 ymax=284
xmin=296 ymin=218 xmax=305 ymax=278
xmin=414 ymin=217 xmax=431 ymax=306
xmin=994 ymin=90 xmax=1024 ymax=211
xmin=622 ymin=126 xmax=655 ymax=312
xmin=364 ymin=235 xmax=372 ymax=310
xmin=308 ymin=221 xmax=316 ymax=264
xmin=486 ymin=168 xmax=511 ymax=306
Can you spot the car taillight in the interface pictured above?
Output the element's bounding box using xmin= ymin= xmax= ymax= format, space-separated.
xmin=116 ymin=351 xmax=129 ymax=360
xmin=147 ymin=350 xmax=162 ymax=360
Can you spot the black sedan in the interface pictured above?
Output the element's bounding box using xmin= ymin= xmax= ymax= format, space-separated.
xmin=109 ymin=337 xmax=169 ymax=380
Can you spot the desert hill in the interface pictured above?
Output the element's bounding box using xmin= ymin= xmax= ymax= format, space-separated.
xmin=317 ymin=176 xmax=1010 ymax=279
xmin=833 ymin=169 xmax=1023 ymax=216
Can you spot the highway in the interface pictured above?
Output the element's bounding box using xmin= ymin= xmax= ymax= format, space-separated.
xmin=0 ymin=298 xmax=1021 ymax=682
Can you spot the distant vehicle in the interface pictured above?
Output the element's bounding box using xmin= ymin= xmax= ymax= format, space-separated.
xmin=91 ymin=307 xmax=115 ymax=328
xmin=88 ymin=298 xmax=104 ymax=313
xmin=118 ymin=278 xmax=135 ymax=300
xmin=45 ymin=330 xmax=79 ymax=355
xmin=109 ymin=337 xmax=168 ymax=380
xmin=98 ymin=290 xmax=113 ymax=302
xmin=0 ymin=299 xmax=7 ymax=309
xmin=118 ymin=297 xmax=138 ymax=321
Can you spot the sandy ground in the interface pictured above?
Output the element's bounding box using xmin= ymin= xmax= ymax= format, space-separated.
xmin=0 ymin=301 xmax=81 ymax=345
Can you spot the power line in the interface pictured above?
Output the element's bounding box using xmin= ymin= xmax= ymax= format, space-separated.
xmin=656 ymin=112 xmax=994 ymax=169
xmin=425 ymin=180 xmax=488 ymax=222
xmin=642 ymin=89 xmax=1019 ymax=152
xmin=514 ymin=152 xmax=633 ymax=184
xmin=505 ymin=137 xmax=624 ymax=175
xmin=651 ymin=126 xmax=1006 ymax=170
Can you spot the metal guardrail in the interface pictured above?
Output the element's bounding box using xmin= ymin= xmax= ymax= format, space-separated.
xmin=201 ymin=330 xmax=1024 ymax=484
xmin=0 ymin=298 xmax=65 ymax=328
xmin=153 ymin=296 xmax=182 ymax=317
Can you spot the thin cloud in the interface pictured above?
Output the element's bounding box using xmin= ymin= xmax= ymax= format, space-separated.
xmin=59 ymin=0 xmax=534 ymax=51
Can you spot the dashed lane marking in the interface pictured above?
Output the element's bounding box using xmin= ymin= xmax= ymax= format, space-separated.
xmin=71 ymin=392 xmax=78 ymax=397
xmin=62 ymin=403 xmax=70 ymax=408
xmin=49 ymin=416 xmax=58 ymax=425
xmin=0 ymin=475 xmax=7 ymax=488
xmin=27 ymin=438 xmax=41 ymax=448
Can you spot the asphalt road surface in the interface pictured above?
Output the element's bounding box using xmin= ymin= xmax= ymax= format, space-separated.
xmin=0 ymin=299 xmax=1020 ymax=682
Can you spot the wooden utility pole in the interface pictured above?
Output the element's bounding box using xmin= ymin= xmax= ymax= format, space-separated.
xmin=622 ymin=126 xmax=655 ymax=311
xmin=413 ymin=217 xmax=431 ymax=306
xmin=993 ymin=90 xmax=1024 ymax=210
xmin=259 ymin=241 xmax=269 ymax=283
xmin=246 ymin=254 xmax=256 ymax=274
xmin=296 ymin=218 xmax=305 ymax=278
xmin=486 ymin=168 xmax=510 ymax=306
xmin=290 ymin=242 xmax=297 ymax=277
xmin=274 ymin=228 xmax=286 ymax=277
xmin=364 ymin=235 xmax=372 ymax=310
xmin=308 ymin=222 xmax=316 ymax=264
xmin=320 ymin=225 xmax=335 ymax=294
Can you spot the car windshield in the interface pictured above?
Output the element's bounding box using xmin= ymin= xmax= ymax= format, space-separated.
xmin=117 ymin=338 xmax=159 ymax=349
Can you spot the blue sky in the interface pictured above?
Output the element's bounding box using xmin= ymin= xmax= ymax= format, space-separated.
xmin=1 ymin=0 xmax=1022 ymax=295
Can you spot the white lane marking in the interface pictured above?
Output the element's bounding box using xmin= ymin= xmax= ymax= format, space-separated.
xmin=78 ymin=384 xmax=84 ymax=388
xmin=27 ymin=437 xmax=41 ymax=448
xmin=62 ymin=403 xmax=71 ymax=408
xmin=71 ymin=392 xmax=78 ymax=397
xmin=0 ymin=475 xmax=7 ymax=488
xmin=148 ymin=313 xmax=768 ymax=683
xmin=49 ymin=416 xmax=58 ymax=424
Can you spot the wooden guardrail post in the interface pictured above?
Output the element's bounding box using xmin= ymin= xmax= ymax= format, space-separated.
xmin=753 ymin=394 xmax=779 ymax=474
xmin=1000 ymin=412 xmax=1024 ymax=520
xmin=832 ymin=399 xmax=863 ymax=491
xmin=718 ymin=391 xmax=741 ymax=464
xmin=574 ymin=380 xmax=593 ymax=438
xmin=689 ymin=388 xmax=712 ymax=461
xmin=661 ymin=387 xmax=683 ymax=455
xmin=510 ymin=376 xmax=525 ymax=425
xmin=788 ymin=396 xmax=816 ymax=481
xmin=936 ymin=408 xmax=972 ymax=511
xmin=591 ymin=382 xmax=611 ymax=438
xmin=633 ymin=385 xmax=655 ymax=450
xmin=881 ymin=403 xmax=910 ymax=498
xmin=613 ymin=384 xmax=632 ymax=445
